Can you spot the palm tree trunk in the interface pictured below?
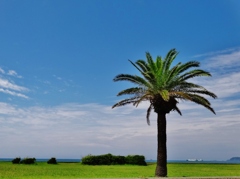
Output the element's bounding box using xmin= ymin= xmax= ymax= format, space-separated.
xmin=155 ymin=113 xmax=167 ymax=177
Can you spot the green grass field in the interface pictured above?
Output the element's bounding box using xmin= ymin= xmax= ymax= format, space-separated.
xmin=0 ymin=162 xmax=240 ymax=179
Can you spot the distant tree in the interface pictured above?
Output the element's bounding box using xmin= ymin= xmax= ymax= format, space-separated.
xmin=47 ymin=157 xmax=57 ymax=164
xmin=20 ymin=158 xmax=36 ymax=164
xmin=112 ymin=49 xmax=217 ymax=177
xmin=12 ymin=157 xmax=21 ymax=164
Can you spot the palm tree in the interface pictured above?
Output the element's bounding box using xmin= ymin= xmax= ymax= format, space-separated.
xmin=112 ymin=49 xmax=217 ymax=177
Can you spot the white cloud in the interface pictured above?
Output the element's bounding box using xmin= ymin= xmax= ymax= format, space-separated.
xmin=193 ymin=47 xmax=240 ymax=58
xmin=0 ymin=68 xmax=28 ymax=98
xmin=187 ymin=47 xmax=240 ymax=100
xmin=0 ymin=102 xmax=17 ymax=114
xmin=0 ymin=88 xmax=29 ymax=99
xmin=53 ymin=75 xmax=62 ymax=80
xmin=199 ymin=47 xmax=240 ymax=73
xmin=192 ymin=71 xmax=240 ymax=99
xmin=0 ymin=94 xmax=239 ymax=160
xmin=7 ymin=70 xmax=22 ymax=78
xmin=0 ymin=78 xmax=28 ymax=92
xmin=0 ymin=67 xmax=22 ymax=78
xmin=0 ymin=102 xmax=157 ymax=158
xmin=0 ymin=67 xmax=5 ymax=74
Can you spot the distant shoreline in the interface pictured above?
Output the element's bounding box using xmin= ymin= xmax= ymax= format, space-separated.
xmin=1 ymin=158 xmax=240 ymax=164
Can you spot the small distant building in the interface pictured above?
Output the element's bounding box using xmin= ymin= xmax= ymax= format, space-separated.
xmin=186 ymin=159 xmax=203 ymax=162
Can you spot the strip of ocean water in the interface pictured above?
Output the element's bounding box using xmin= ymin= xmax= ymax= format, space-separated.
xmin=1 ymin=158 xmax=240 ymax=164
xmin=162 ymin=160 xmax=240 ymax=164
xmin=147 ymin=160 xmax=240 ymax=164
xmin=177 ymin=160 xmax=240 ymax=164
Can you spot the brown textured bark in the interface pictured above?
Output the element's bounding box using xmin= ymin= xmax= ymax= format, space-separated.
xmin=155 ymin=113 xmax=167 ymax=177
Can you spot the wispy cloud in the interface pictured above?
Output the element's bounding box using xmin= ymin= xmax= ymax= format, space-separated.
xmin=188 ymin=47 xmax=240 ymax=99
xmin=7 ymin=70 xmax=22 ymax=78
xmin=0 ymin=78 xmax=28 ymax=92
xmin=0 ymin=88 xmax=28 ymax=99
xmin=195 ymin=47 xmax=240 ymax=74
xmin=0 ymin=68 xmax=29 ymax=99
xmin=0 ymin=97 xmax=239 ymax=160
xmin=0 ymin=67 xmax=5 ymax=74
xmin=193 ymin=47 xmax=240 ymax=58
xmin=0 ymin=67 xmax=23 ymax=78
xmin=53 ymin=75 xmax=62 ymax=81
xmin=0 ymin=102 xmax=157 ymax=158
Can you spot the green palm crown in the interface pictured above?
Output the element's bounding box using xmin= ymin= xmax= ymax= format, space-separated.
xmin=112 ymin=49 xmax=217 ymax=125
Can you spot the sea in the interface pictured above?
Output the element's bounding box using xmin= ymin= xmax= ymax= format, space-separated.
xmin=1 ymin=158 xmax=240 ymax=164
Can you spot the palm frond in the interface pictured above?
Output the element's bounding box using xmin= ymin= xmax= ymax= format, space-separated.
xmin=170 ymin=91 xmax=192 ymax=100
xmin=117 ymin=87 xmax=144 ymax=96
xmin=173 ymin=105 xmax=182 ymax=116
xmin=176 ymin=61 xmax=200 ymax=75
xmin=163 ymin=49 xmax=178 ymax=72
xmin=135 ymin=60 xmax=150 ymax=73
xmin=128 ymin=60 xmax=144 ymax=74
xmin=185 ymin=89 xmax=217 ymax=99
xmin=112 ymin=97 xmax=139 ymax=108
xmin=186 ymin=94 xmax=216 ymax=114
xmin=165 ymin=62 xmax=181 ymax=84
xmin=146 ymin=52 xmax=157 ymax=73
xmin=133 ymin=92 xmax=152 ymax=107
xmin=156 ymin=56 xmax=163 ymax=72
xmin=146 ymin=104 xmax=153 ymax=125
xmin=113 ymin=74 xmax=151 ymax=88
xmin=129 ymin=60 xmax=156 ymax=85
xmin=179 ymin=69 xmax=211 ymax=81
xmin=174 ymin=81 xmax=207 ymax=91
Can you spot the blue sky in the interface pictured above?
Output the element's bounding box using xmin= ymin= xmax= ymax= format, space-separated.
xmin=0 ymin=0 xmax=240 ymax=160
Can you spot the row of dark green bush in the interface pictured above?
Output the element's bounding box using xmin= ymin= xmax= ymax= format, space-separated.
xmin=12 ymin=157 xmax=57 ymax=164
xmin=81 ymin=153 xmax=147 ymax=166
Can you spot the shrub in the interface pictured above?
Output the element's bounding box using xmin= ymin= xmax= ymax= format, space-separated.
xmin=97 ymin=153 xmax=113 ymax=165
xmin=12 ymin=157 xmax=21 ymax=164
xmin=81 ymin=155 xmax=95 ymax=165
xmin=81 ymin=154 xmax=112 ymax=165
xmin=112 ymin=155 xmax=125 ymax=165
xmin=47 ymin=157 xmax=57 ymax=164
xmin=82 ymin=154 xmax=146 ymax=165
xmin=20 ymin=158 xmax=36 ymax=164
xmin=125 ymin=155 xmax=147 ymax=166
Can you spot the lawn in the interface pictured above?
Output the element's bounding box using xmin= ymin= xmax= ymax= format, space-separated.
xmin=0 ymin=162 xmax=240 ymax=179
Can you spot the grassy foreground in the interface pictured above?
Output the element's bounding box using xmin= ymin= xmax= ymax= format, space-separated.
xmin=0 ymin=162 xmax=240 ymax=179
